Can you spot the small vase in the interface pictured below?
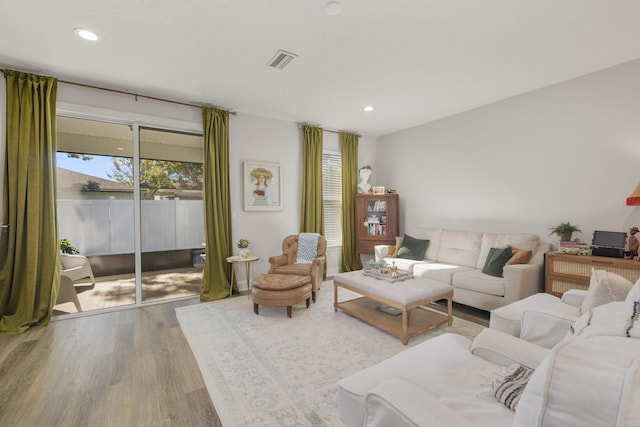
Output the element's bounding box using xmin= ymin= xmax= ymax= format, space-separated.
xmin=238 ymin=248 xmax=250 ymax=259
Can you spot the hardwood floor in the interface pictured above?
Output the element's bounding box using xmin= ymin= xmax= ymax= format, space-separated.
xmin=0 ymin=298 xmax=221 ymax=427
xmin=434 ymin=300 xmax=490 ymax=327
xmin=0 ymin=285 xmax=489 ymax=427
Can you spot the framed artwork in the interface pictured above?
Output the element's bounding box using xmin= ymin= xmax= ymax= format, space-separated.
xmin=372 ymin=186 xmax=386 ymax=195
xmin=243 ymin=161 xmax=283 ymax=211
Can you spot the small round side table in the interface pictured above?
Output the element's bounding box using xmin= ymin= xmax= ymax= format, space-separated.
xmin=226 ymin=255 xmax=259 ymax=297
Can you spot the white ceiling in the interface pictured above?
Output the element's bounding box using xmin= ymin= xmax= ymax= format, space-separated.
xmin=2 ymin=1 xmax=640 ymax=137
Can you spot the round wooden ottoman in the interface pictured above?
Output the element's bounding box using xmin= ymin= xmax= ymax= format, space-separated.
xmin=251 ymin=274 xmax=312 ymax=318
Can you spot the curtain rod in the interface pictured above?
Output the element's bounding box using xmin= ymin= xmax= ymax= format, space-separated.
xmin=296 ymin=122 xmax=360 ymax=137
xmin=1 ymin=68 xmax=236 ymax=114
xmin=59 ymin=79 xmax=237 ymax=114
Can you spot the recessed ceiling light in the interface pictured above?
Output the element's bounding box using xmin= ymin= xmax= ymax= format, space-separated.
xmin=324 ymin=1 xmax=342 ymax=16
xmin=74 ymin=28 xmax=98 ymax=41
xmin=364 ymin=106 xmax=374 ymax=112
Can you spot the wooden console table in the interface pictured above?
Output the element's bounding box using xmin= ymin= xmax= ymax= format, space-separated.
xmin=545 ymin=252 xmax=640 ymax=297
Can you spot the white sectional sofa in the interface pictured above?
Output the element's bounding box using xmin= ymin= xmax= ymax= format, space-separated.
xmin=375 ymin=227 xmax=551 ymax=311
xmin=338 ymin=301 xmax=640 ymax=427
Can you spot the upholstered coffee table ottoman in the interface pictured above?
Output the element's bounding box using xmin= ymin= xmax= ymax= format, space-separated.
xmin=252 ymin=274 xmax=312 ymax=318
xmin=334 ymin=271 xmax=453 ymax=345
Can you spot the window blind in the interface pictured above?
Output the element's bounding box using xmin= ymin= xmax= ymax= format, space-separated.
xmin=322 ymin=151 xmax=342 ymax=246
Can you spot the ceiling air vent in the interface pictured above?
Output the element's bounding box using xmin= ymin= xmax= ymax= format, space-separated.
xmin=267 ymin=50 xmax=298 ymax=70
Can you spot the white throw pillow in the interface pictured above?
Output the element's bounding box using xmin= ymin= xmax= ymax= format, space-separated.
xmin=514 ymin=335 xmax=640 ymax=427
xmin=625 ymin=278 xmax=640 ymax=303
xmin=579 ymin=268 xmax=633 ymax=314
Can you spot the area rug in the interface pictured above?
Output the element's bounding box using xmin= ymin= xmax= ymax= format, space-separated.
xmin=176 ymin=282 xmax=484 ymax=427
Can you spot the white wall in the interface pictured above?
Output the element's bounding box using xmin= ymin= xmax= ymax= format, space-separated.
xmin=0 ymin=75 xmax=375 ymax=280
xmin=377 ymin=59 xmax=640 ymax=248
xmin=229 ymin=114 xmax=376 ymax=278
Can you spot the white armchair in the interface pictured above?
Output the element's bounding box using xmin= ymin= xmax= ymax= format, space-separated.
xmin=491 ymin=269 xmax=637 ymax=349
xmin=60 ymin=253 xmax=95 ymax=285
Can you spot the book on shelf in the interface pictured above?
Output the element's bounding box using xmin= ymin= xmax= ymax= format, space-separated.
xmin=558 ymin=241 xmax=590 ymax=253
xmin=374 ymin=200 xmax=387 ymax=211
xmin=368 ymin=224 xmax=386 ymax=236
xmin=367 ymin=216 xmax=380 ymax=223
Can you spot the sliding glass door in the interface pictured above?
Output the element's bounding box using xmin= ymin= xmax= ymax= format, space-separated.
xmin=55 ymin=116 xmax=204 ymax=315
xmin=56 ymin=116 xmax=136 ymax=313
xmin=138 ymin=127 xmax=204 ymax=303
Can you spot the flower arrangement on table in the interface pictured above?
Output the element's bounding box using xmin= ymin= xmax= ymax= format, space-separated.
xmin=237 ymin=238 xmax=251 ymax=258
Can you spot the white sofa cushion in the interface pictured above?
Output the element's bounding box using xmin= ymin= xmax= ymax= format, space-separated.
xmin=365 ymin=378 xmax=476 ymax=427
xmin=407 ymin=227 xmax=443 ymax=260
xmin=412 ymin=262 xmax=474 ymax=283
xmin=436 ymin=230 xmax=484 ymax=268
xmin=476 ymin=233 xmax=540 ymax=270
xmin=453 ymin=270 xmax=505 ymax=297
xmin=626 ymin=277 xmax=640 ymax=302
xmin=515 ymin=301 xmax=640 ymax=427
xmin=337 ymin=333 xmax=514 ymax=427
xmin=514 ymin=335 xmax=640 ymax=427
xmin=571 ymin=300 xmax=639 ymax=338
xmin=470 ymin=328 xmax=550 ymax=369
xmin=489 ymin=293 xmax=579 ymax=338
xmin=384 ymin=257 xmax=429 ymax=273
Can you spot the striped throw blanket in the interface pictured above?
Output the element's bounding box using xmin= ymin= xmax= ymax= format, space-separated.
xmin=297 ymin=233 xmax=320 ymax=264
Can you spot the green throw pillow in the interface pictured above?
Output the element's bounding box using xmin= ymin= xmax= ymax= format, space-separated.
xmin=482 ymin=247 xmax=513 ymax=277
xmin=396 ymin=234 xmax=429 ymax=260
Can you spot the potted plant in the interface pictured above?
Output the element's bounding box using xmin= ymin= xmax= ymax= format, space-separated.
xmin=548 ymin=222 xmax=582 ymax=242
xmin=60 ymin=238 xmax=80 ymax=254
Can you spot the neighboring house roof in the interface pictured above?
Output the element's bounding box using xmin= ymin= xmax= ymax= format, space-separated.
xmin=57 ymin=168 xmax=132 ymax=193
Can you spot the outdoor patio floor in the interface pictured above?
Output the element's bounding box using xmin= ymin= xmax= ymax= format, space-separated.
xmin=53 ymin=267 xmax=203 ymax=315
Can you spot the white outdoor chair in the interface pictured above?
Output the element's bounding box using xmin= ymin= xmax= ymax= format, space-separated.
xmin=60 ymin=253 xmax=96 ymax=285
xmin=56 ymin=274 xmax=82 ymax=312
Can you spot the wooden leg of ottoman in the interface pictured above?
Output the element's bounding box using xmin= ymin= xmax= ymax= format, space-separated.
xmin=306 ymin=297 xmax=310 ymax=308
xmin=286 ymin=306 xmax=292 ymax=318
xmin=253 ymin=303 xmax=259 ymax=315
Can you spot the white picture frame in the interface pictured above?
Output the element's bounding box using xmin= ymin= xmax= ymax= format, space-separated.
xmin=243 ymin=161 xmax=283 ymax=211
xmin=372 ymin=186 xmax=386 ymax=195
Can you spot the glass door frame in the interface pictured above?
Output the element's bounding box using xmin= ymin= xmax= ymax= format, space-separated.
xmin=55 ymin=107 xmax=203 ymax=318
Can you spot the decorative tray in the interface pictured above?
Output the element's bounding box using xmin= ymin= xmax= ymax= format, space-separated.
xmin=363 ymin=268 xmax=413 ymax=282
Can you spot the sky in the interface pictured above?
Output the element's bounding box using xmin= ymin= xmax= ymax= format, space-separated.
xmin=56 ymin=153 xmax=115 ymax=180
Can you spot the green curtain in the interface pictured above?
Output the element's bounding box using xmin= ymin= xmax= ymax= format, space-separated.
xmin=0 ymin=70 xmax=59 ymax=334
xmin=200 ymin=107 xmax=233 ymax=301
xmin=300 ymin=125 xmax=324 ymax=234
xmin=340 ymin=132 xmax=360 ymax=271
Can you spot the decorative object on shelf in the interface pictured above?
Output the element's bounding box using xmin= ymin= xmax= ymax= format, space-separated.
xmin=357 ymin=165 xmax=372 ymax=194
xmin=548 ymin=221 xmax=582 ymax=242
xmin=367 ymin=258 xmax=388 ymax=272
xmin=363 ymin=267 xmax=413 ymax=282
xmin=558 ymin=240 xmax=591 ymax=255
xmin=244 ymin=161 xmax=282 ymax=211
xmin=372 ymin=186 xmax=386 ymax=195
xmin=389 ymin=261 xmax=398 ymax=277
xmin=237 ymin=238 xmax=251 ymax=259
xmin=629 ymin=227 xmax=639 ymax=259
